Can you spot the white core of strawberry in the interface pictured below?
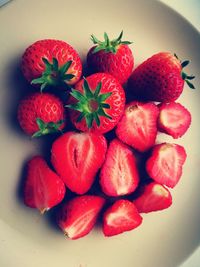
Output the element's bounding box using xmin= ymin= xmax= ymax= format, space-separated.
xmin=64 ymin=209 xmax=96 ymax=239
xmin=152 ymin=184 xmax=169 ymax=197
xmin=112 ymin=147 xmax=134 ymax=195
xmin=106 ymin=210 xmax=130 ymax=226
xmin=66 ymin=133 xmax=94 ymax=172
xmin=160 ymin=110 xmax=183 ymax=128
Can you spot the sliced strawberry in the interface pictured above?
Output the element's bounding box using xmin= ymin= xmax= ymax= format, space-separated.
xmin=51 ymin=132 xmax=107 ymax=194
xmin=100 ymin=139 xmax=139 ymax=197
xmin=57 ymin=195 xmax=105 ymax=240
xmin=133 ymin=182 xmax=172 ymax=213
xmin=103 ymin=199 xmax=143 ymax=237
xmin=146 ymin=143 xmax=187 ymax=188
xmin=158 ymin=102 xmax=191 ymax=138
xmin=116 ymin=101 xmax=159 ymax=152
xmin=24 ymin=156 xmax=66 ymax=213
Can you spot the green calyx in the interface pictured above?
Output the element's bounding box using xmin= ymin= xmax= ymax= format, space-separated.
xmin=31 ymin=58 xmax=75 ymax=91
xmin=91 ymin=30 xmax=132 ymax=54
xmin=32 ymin=118 xmax=64 ymax=138
xmin=174 ymin=54 xmax=195 ymax=89
xmin=66 ymin=78 xmax=112 ymax=129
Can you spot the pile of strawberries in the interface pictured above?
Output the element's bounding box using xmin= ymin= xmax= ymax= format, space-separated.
xmin=17 ymin=32 xmax=195 ymax=239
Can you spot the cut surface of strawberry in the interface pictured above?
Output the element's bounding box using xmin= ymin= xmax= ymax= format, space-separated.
xmin=57 ymin=195 xmax=105 ymax=240
xmin=24 ymin=156 xmax=66 ymax=213
xmin=133 ymin=182 xmax=172 ymax=213
xmin=146 ymin=143 xmax=187 ymax=188
xmin=158 ymin=102 xmax=191 ymax=138
xmin=51 ymin=132 xmax=107 ymax=194
xmin=100 ymin=139 xmax=139 ymax=197
xmin=103 ymin=199 xmax=142 ymax=237
xmin=116 ymin=101 xmax=159 ymax=152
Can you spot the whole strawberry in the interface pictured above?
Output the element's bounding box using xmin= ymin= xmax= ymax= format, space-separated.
xmin=17 ymin=92 xmax=65 ymax=137
xmin=21 ymin=39 xmax=82 ymax=90
xmin=67 ymin=73 xmax=125 ymax=134
xmin=87 ymin=31 xmax=133 ymax=84
xmin=128 ymin=52 xmax=195 ymax=102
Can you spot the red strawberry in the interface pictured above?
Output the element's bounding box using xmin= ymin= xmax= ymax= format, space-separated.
xmin=57 ymin=195 xmax=105 ymax=240
xmin=146 ymin=143 xmax=187 ymax=188
xmin=87 ymin=31 xmax=133 ymax=84
xmin=128 ymin=52 xmax=195 ymax=102
xmin=103 ymin=199 xmax=142 ymax=237
xmin=67 ymin=73 xmax=125 ymax=134
xmin=51 ymin=131 xmax=107 ymax=194
xmin=17 ymin=92 xmax=65 ymax=137
xmin=21 ymin=39 xmax=82 ymax=90
xmin=133 ymin=182 xmax=172 ymax=213
xmin=158 ymin=102 xmax=191 ymax=138
xmin=100 ymin=139 xmax=139 ymax=197
xmin=116 ymin=101 xmax=159 ymax=152
xmin=24 ymin=156 xmax=66 ymax=213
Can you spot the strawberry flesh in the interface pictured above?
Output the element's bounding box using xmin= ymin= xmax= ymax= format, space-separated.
xmin=116 ymin=101 xmax=159 ymax=152
xmin=51 ymin=132 xmax=107 ymax=194
xmin=100 ymin=139 xmax=139 ymax=197
xmin=103 ymin=199 xmax=143 ymax=237
xmin=57 ymin=195 xmax=105 ymax=240
xmin=158 ymin=102 xmax=191 ymax=138
xmin=24 ymin=156 xmax=66 ymax=213
xmin=146 ymin=143 xmax=187 ymax=188
xmin=133 ymin=182 xmax=172 ymax=213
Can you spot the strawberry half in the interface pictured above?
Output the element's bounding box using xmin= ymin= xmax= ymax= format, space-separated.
xmin=100 ymin=139 xmax=139 ymax=197
xmin=146 ymin=143 xmax=187 ymax=188
xmin=51 ymin=132 xmax=107 ymax=194
xmin=133 ymin=182 xmax=172 ymax=213
xmin=24 ymin=156 xmax=66 ymax=213
xmin=116 ymin=101 xmax=159 ymax=152
xmin=57 ymin=195 xmax=105 ymax=240
xmin=158 ymin=102 xmax=191 ymax=138
xmin=103 ymin=199 xmax=143 ymax=237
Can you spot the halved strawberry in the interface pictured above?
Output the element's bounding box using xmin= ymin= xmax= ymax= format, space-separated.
xmin=103 ymin=199 xmax=143 ymax=237
xmin=146 ymin=143 xmax=187 ymax=188
xmin=116 ymin=101 xmax=159 ymax=152
xmin=24 ymin=156 xmax=66 ymax=213
xmin=57 ymin=195 xmax=105 ymax=240
xmin=100 ymin=139 xmax=139 ymax=197
xmin=133 ymin=182 xmax=172 ymax=213
xmin=158 ymin=102 xmax=191 ymax=138
xmin=51 ymin=132 xmax=107 ymax=194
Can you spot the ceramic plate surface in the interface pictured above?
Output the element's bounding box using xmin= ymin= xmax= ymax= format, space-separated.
xmin=0 ymin=1 xmax=200 ymax=267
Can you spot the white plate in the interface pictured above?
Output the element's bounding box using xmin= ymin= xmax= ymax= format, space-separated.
xmin=0 ymin=1 xmax=200 ymax=267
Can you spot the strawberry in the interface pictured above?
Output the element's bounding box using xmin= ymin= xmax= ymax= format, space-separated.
xmin=128 ymin=52 xmax=195 ymax=102
xmin=103 ymin=199 xmax=142 ymax=237
xmin=133 ymin=182 xmax=172 ymax=213
xmin=146 ymin=143 xmax=187 ymax=188
xmin=57 ymin=195 xmax=105 ymax=240
xmin=24 ymin=156 xmax=66 ymax=213
xmin=21 ymin=39 xmax=82 ymax=90
xmin=116 ymin=101 xmax=159 ymax=152
xmin=158 ymin=102 xmax=191 ymax=138
xmin=17 ymin=92 xmax=65 ymax=137
xmin=100 ymin=139 xmax=139 ymax=197
xmin=51 ymin=131 xmax=107 ymax=194
xmin=87 ymin=31 xmax=133 ymax=84
xmin=67 ymin=73 xmax=125 ymax=134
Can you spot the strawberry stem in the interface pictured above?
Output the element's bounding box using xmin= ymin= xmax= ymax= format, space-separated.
xmin=91 ymin=31 xmax=132 ymax=54
xmin=32 ymin=118 xmax=64 ymax=138
xmin=31 ymin=58 xmax=75 ymax=91
xmin=66 ymin=78 xmax=112 ymax=128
